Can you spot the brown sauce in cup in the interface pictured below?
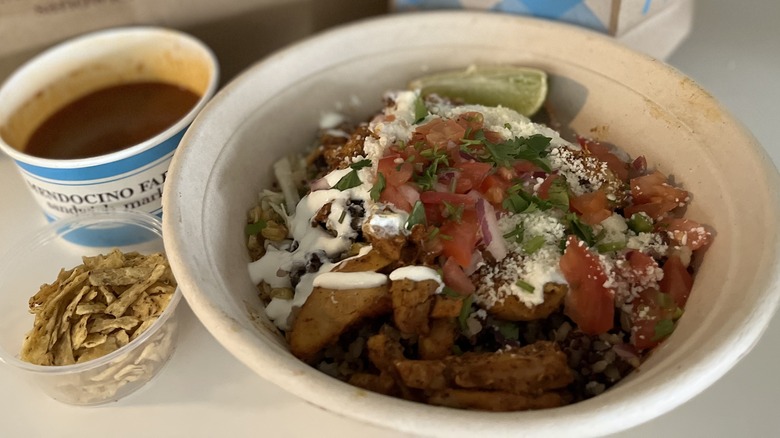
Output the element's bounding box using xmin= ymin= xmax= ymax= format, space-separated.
xmin=23 ymin=81 xmax=200 ymax=160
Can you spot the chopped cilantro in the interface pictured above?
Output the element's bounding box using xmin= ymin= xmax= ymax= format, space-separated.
xmin=502 ymin=192 xmax=531 ymax=213
xmin=596 ymin=241 xmax=626 ymax=253
xmin=413 ymin=148 xmax=449 ymax=190
xmin=628 ymin=212 xmax=654 ymax=233
xmin=457 ymin=294 xmax=474 ymax=332
xmin=652 ymin=319 xmax=675 ymax=341
xmin=495 ymin=320 xmax=520 ymax=340
xmin=502 ymin=186 xmax=552 ymax=213
xmin=523 ymin=235 xmax=546 ymax=254
xmin=406 ymin=201 xmax=427 ymax=229
xmin=370 ymin=173 xmax=386 ymax=201
xmin=546 ymin=177 xmax=570 ymax=210
xmin=350 ymin=159 xmax=371 ymax=170
xmin=566 ymin=213 xmax=597 ymax=247
xmin=333 ymin=170 xmax=362 ymax=191
xmin=413 ymin=95 xmax=429 ymax=123
xmin=503 ymin=224 xmax=524 ymax=243
xmin=443 ymin=201 xmax=464 ymax=222
xmin=515 ymin=279 xmax=535 ymax=293
xmin=458 ymin=130 xmax=551 ymax=171
xmin=244 ymin=220 xmax=267 ymax=236
xmin=441 ymin=286 xmax=460 ymax=298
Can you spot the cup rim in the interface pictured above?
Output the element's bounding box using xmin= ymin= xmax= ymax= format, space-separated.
xmin=0 ymin=26 xmax=219 ymax=169
xmin=0 ymin=209 xmax=183 ymax=374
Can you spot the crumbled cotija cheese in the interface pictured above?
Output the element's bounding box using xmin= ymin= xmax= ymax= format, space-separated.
xmin=548 ymin=146 xmax=609 ymax=196
xmin=475 ymin=211 xmax=567 ymax=309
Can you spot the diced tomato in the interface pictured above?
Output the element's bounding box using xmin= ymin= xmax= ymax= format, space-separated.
xmin=625 ymin=251 xmax=658 ymax=278
xmin=415 ymin=118 xmax=466 ymax=149
xmin=627 ymin=171 xmax=688 ymax=221
xmin=578 ymin=137 xmax=630 ymax=181
xmin=483 ymin=130 xmax=504 ymax=144
xmin=420 ymin=191 xmax=477 ymax=207
xmin=535 ymin=173 xmax=558 ymax=200
xmin=379 ymin=184 xmax=413 ymax=212
xmin=630 ymin=155 xmax=647 ymax=179
xmin=560 ymin=236 xmax=615 ymax=334
xmin=662 ymin=218 xmax=712 ymax=250
xmin=439 ymin=162 xmax=492 ymax=195
xmin=378 ymin=155 xmax=413 ymax=186
xmin=569 ymin=190 xmax=612 ymax=225
xmin=423 ymin=202 xmax=445 ymax=225
xmin=479 ymin=173 xmax=512 ymax=206
xmin=442 ymin=256 xmax=476 ymax=296
xmin=659 ymin=254 xmax=693 ymax=307
xmin=512 ymin=159 xmax=543 ymax=174
xmin=618 ymin=251 xmax=661 ymax=290
xmin=455 ymin=161 xmax=492 ymax=193
xmin=440 ymin=209 xmax=479 ymax=267
xmin=630 ymin=288 xmax=678 ymax=350
xmin=390 ymin=143 xmax=425 ymax=166
xmin=632 ymin=171 xmax=689 ymax=204
xmin=455 ymin=111 xmax=484 ymax=134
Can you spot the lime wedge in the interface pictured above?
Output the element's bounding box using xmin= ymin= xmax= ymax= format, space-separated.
xmin=409 ymin=65 xmax=548 ymax=117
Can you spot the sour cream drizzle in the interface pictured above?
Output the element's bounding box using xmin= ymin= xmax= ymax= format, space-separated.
xmin=313 ymin=271 xmax=388 ymax=289
xmin=389 ymin=266 xmax=444 ymax=293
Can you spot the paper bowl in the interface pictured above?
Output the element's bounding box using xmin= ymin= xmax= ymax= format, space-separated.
xmin=162 ymin=11 xmax=780 ymax=437
xmin=0 ymin=210 xmax=182 ymax=405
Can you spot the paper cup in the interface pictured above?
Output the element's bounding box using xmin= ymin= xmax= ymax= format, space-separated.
xmin=0 ymin=27 xmax=218 ymax=220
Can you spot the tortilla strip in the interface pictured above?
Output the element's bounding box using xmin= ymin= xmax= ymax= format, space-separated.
xmin=71 ymin=315 xmax=91 ymax=350
xmin=82 ymin=249 xmax=124 ymax=270
xmin=52 ymin=327 xmax=76 ymax=366
xmin=97 ymin=285 xmax=117 ymax=304
xmin=89 ymin=266 xmax=155 ymax=286
xmin=28 ymin=269 xmax=71 ymax=312
xmin=20 ymin=271 xmax=89 ymax=365
xmin=76 ymin=302 xmax=107 ymax=315
xmin=131 ymin=317 xmax=159 ymax=341
xmin=58 ymin=285 xmax=90 ymax=337
xmin=89 ymin=316 xmax=140 ymax=333
xmin=105 ymin=263 xmax=166 ymax=317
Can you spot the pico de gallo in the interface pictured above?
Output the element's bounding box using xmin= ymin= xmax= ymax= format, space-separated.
xmin=246 ymin=88 xmax=713 ymax=406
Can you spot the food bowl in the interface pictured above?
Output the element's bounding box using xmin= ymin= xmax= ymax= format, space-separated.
xmin=162 ymin=11 xmax=780 ymax=437
xmin=0 ymin=210 xmax=182 ymax=405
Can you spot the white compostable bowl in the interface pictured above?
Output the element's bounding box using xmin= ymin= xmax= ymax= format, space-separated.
xmin=162 ymin=11 xmax=780 ymax=437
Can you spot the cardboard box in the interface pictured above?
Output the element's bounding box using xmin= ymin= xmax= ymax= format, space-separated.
xmin=0 ymin=0 xmax=388 ymax=84
xmin=392 ymin=0 xmax=693 ymax=59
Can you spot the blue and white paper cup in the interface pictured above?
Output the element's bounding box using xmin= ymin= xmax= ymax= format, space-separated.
xmin=0 ymin=27 xmax=218 ymax=221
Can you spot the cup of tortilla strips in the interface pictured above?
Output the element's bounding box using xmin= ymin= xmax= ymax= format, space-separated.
xmin=0 ymin=210 xmax=182 ymax=405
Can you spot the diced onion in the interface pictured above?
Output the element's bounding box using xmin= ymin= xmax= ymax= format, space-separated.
xmin=309 ymin=177 xmax=330 ymax=191
xmin=475 ymin=197 xmax=507 ymax=261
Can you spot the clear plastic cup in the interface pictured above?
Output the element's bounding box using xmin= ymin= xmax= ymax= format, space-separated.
xmin=0 ymin=210 xmax=182 ymax=405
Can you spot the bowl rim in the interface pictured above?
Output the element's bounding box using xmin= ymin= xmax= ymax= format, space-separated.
xmin=163 ymin=10 xmax=780 ymax=437
xmin=0 ymin=209 xmax=183 ymax=374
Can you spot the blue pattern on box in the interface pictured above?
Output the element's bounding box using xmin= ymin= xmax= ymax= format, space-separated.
xmin=395 ymin=0 xmax=608 ymax=33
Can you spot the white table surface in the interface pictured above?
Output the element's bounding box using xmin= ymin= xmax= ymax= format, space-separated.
xmin=2 ymin=1 xmax=779 ymax=436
